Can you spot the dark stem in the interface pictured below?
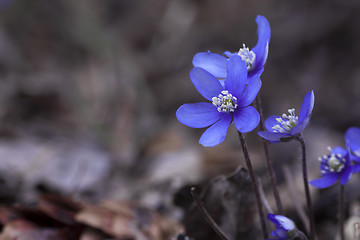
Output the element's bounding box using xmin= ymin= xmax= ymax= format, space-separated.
xmin=190 ymin=187 xmax=232 ymax=240
xmin=296 ymin=231 xmax=309 ymax=240
xmin=255 ymin=95 xmax=283 ymax=214
xmin=339 ymin=184 xmax=345 ymax=240
xmin=238 ymin=132 xmax=268 ymax=240
xmin=297 ymin=135 xmax=316 ymax=240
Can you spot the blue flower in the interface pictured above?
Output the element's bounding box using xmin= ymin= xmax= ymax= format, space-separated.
xmin=345 ymin=127 xmax=360 ymax=162
xmin=257 ymin=91 xmax=314 ymax=143
xmin=192 ymin=15 xmax=270 ymax=79
xmin=176 ymin=55 xmax=261 ymax=147
xmin=309 ymin=147 xmax=353 ymax=188
xmin=267 ymin=213 xmax=298 ymax=240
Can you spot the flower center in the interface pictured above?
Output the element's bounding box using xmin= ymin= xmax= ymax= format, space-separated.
xmin=238 ymin=44 xmax=256 ymax=71
xmin=271 ymin=108 xmax=298 ymax=133
xmin=212 ymin=90 xmax=238 ymax=113
xmin=319 ymin=151 xmax=345 ymax=173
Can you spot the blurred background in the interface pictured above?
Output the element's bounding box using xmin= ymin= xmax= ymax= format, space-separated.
xmin=0 ymin=0 xmax=359 ymax=239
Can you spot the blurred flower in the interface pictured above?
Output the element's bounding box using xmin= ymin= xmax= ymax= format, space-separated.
xmin=192 ymin=15 xmax=270 ymax=79
xmin=257 ymin=91 xmax=314 ymax=143
xmin=267 ymin=213 xmax=298 ymax=240
xmin=309 ymin=147 xmax=353 ymax=188
xmin=345 ymin=126 xmax=360 ymax=162
xmin=176 ymin=56 xmax=261 ymax=147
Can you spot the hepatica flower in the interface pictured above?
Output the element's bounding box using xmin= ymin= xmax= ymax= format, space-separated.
xmin=176 ymin=56 xmax=261 ymax=147
xmin=257 ymin=91 xmax=314 ymax=143
xmin=345 ymin=127 xmax=360 ymax=163
xmin=267 ymin=213 xmax=298 ymax=240
xmin=192 ymin=15 xmax=270 ymax=79
xmin=309 ymin=147 xmax=353 ymax=188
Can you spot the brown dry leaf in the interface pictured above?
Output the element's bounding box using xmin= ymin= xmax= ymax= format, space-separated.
xmin=76 ymin=200 xmax=182 ymax=240
xmin=0 ymin=206 xmax=17 ymax=225
xmin=0 ymin=219 xmax=65 ymax=240
xmin=38 ymin=194 xmax=81 ymax=225
xmin=185 ymin=167 xmax=260 ymax=240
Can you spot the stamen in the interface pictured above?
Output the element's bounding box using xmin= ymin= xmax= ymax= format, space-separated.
xmin=271 ymin=108 xmax=299 ymax=133
xmin=212 ymin=90 xmax=238 ymax=113
xmin=320 ymin=149 xmax=346 ymax=174
xmin=238 ymin=44 xmax=256 ymax=71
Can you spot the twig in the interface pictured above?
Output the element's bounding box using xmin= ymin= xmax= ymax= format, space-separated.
xmin=190 ymin=187 xmax=232 ymax=240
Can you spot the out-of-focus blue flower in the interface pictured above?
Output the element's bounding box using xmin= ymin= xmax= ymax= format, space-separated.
xmin=257 ymin=91 xmax=314 ymax=143
xmin=176 ymin=56 xmax=261 ymax=147
xmin=345 ymin=127 xmax=360 ymax=163
xmin=309 ymin=147 xmax=353 ymax=188
xmin=192 ymin=15 xmax=270 ymax=79
xmin=267 ymin=213 xmax=298 ymax=240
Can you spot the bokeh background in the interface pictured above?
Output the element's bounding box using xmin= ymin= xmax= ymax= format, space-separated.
xmin=0 ymin=0 xmax=360 ymax=239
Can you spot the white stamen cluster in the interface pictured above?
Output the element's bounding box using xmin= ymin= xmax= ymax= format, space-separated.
xmin=271 ymin=108 xmax=298 ymax=133
xmin=212 ymin=90 xmax=238 ymax=113
xmin=238 ymin=44 xmax=256 ymax=71
xmin=318 ymin=151 xmax=346 ymax=174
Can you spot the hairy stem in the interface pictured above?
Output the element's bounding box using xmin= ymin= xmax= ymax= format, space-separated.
xmin=339 ymin=184 xmax=345 ymax=240
xmin=238 ymin=132 xmax=268 ymax=240
xmin=190 ymin=187 xmax=232 ymax=240
xmin=297 ymin=135 xmax=316 ymax=240
xmin=255 ymin=95 xmax=283 ymax=214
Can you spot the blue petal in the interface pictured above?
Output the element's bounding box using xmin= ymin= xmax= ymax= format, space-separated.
xmin=352 ymin=163 xmax=360 ymax=173
xmin=257 ymin=131 xmax=289 ymax=143
xmin=290 ymin=90 xmax=315 ymax=135
xmin=351 ymin=154 xmax=360 ymax=162
xmin=345 ymin=127 xmax=360 ymax=155
xmin=192 ymin=52 xmax=228 ymax=79
xmin=190 ymin=67 xmax=224 ymax=101
xmin=223 ymin=51 xmax=237 ymax=58
xmin=331 ymin=147 xmax=347 ymax=156
xmin=225 ymin=55 xmax=247 ymax=99
xmin=233 ymin=106 xmax=259 ymax=133
xmin=298 ymin=90 xmax=315 ymax=124
xmin=237 ymin=77 xmax=262 ymax=107
xmin=251 ymin=15 xmax=271 ymax=71
xmin=309 ymin=173 xmax=338 ymax=188
xmin=264 ymin=115 xmax=281 ymax=132
xmin=274 ymin=215 xmax=295 ymax=231
xmin=340 ymin=165 xmax=352 ymax=185
xmin=199 ymin=114 xmax=232 ymax=147
xmin=176 ymin=103 xmax=222 ymax=128
xmin=267 ymin=213 xmax=277 ymax=224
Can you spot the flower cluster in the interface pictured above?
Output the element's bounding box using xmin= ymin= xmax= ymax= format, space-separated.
xmin=175 ymin=14 xmax=359 ymax=240
xmin=176 ymin=15 xmax=270 ymax=147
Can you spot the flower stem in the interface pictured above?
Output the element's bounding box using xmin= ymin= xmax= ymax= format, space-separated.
xmin=297 ymin=135 xmax=316 ymax=240
xmin=339 ymin=184 xmax=345 ymax=240
xmin=296 ymin=231 xmax=309 ymax=240
xmin=190 ymin=187 xmax=232 ymax=240
xmin=255 ymin=95 xmax=283 ymax=214
xmin=238 ymin=132 xmax=268 ymax=240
